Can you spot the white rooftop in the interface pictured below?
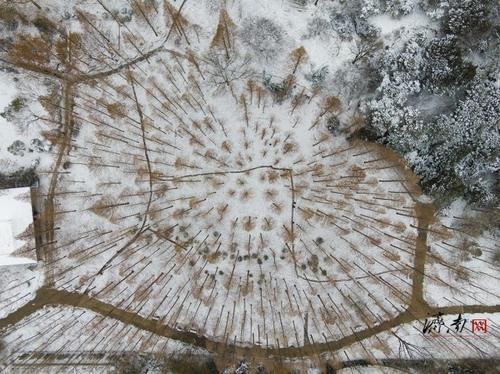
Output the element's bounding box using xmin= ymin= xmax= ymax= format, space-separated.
xmin=0 ymin=187 xmax=36 ymax=266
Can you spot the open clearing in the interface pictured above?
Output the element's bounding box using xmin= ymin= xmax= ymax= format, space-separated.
xmin=0 ymin=0 xmax=498 ymax=372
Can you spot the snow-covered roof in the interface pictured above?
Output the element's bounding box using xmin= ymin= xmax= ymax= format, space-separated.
xmin=0 ymin=187 xmax=36 ymax=266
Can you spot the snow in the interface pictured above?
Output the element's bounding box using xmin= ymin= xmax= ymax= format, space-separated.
xmin=0 ymin=0 xmax=498 ymax=368
xmin=0 ymin=264 xmax=43 ymax=319
xmin=0 ymin=222 xmax=14 ymax=254
xmin=0 ymin=72 xmax=52 ymax=173
xmin=319 ymin=311 xmax=500 ymax=364
xmin=42 ymin=47 xmax=421 ymax=349
xmin=0 ymin=305 xmax=210 ymax=371
xmin=368 ymin=12 xmax=431 ymax=36
xmin=307 ymin=369 xmax=322 ymax=374
xmin=424 ymin=200 xmax=500 ymax=308
xmin=0 ymin=187 xmax=36 ymax=266
xmin=0 ymin=0 xmax=424 ymax=352
xmin=0 ymin=72 xmax=16 ymax=113
xmin=0 ymin=72 xmax=22 ymax=168
xmin=0 ymin=254 xmax=35 ymax=266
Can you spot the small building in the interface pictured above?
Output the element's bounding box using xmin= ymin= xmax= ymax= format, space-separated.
xmin=0 ymin=187 xmax=37 ymax=266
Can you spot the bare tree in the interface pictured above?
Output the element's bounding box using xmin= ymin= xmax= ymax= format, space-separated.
xmin=350 ymin=38 xmax=383 ymax=64
xmin=203 ymin=51 xmax=252 ymax=89
xmin=393 ymin=332 xmax=429 ymax=360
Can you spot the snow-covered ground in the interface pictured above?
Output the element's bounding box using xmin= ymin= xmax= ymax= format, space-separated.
xmin=0 ymin=0 xmax=498 ymax=370
xmin=0 ymin=264 xmax=43 ymax=320
xmin=0 ymin=71 xmax=52 ymax=174
xmin=424 ymin=200 xmax=500 ymax=307
xmin=40 ymin=44 xmax=422 ymax=349
xmin=328 ymin=311 xmax=500 ymax=362
xmin=0 ymin=305 xmax=209 ymax=373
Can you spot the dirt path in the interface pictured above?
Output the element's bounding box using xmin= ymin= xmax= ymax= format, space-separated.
xmin=40 ymin=79 xmax=74 ymax=285
xmin=1 ymin=194 xmax=498 ymax=361
xmin=0 ymin=287 xmax=498 ymax=361
xmin=89 ymin=74 xmax=155 ymax=280
xmin=409 ymin=201 xmax=435 ymax=312
xmin=5 ymin=112 xmax=498 ymax=361
xmin=26 ymin=45 xmax=166 ymax=285
xmin=2 ymin=13 xmax=497 ymax=364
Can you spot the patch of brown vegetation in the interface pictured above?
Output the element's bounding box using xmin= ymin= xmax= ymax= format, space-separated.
xmin=9 ymin=35 xmax=50 ymax=67
xmin=242 ymin=216 xmax=255 ymax=232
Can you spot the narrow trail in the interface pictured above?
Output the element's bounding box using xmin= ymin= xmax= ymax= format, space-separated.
xmin=89 ymin=72 xmax=155 ymax=280
xmin=409 ymin=201 xmax=434 ymax=312
xmin=1 ymin=45 xmax=166 ymax=85
xmin=27 ymin=45 xmax=166 ymax=286
xmin=1 ymin=197 xmax=499 ymax=360
xmin=0 ymin=58 xmax=74 ymax=82
xmin=2 ymin=6 xmax=497 ymax=363
xmin=79 ymin=46 xmax=165 ymax=82
xmin=4 ymin=109 xmax=499 ymax=360
xmin=41 ymin=79 xmax=74 ymax=285
xmin=0 ymin=287 xmax=498 ymax=360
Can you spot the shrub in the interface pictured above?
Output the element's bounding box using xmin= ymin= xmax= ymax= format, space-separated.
xmin=0 ymin=168 xmax=37 ymax=189
xmin=305 ymin=65 xmax=328 ymax=88
xmin=263 ymin=73 xmax=295 ymax=103
xmin=493 ymin=250 xmax=500 ymax=266
xmin=8 ymin=97 xmax=24 ymax=112
xmin=8 ymin=34 xmax=51 ymax=66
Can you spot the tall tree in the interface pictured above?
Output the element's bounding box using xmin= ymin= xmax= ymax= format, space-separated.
xmin=289 ymin=46 xmax=308 ymax=74
xmin=211 ymin=9 xmax=236 ymax=60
